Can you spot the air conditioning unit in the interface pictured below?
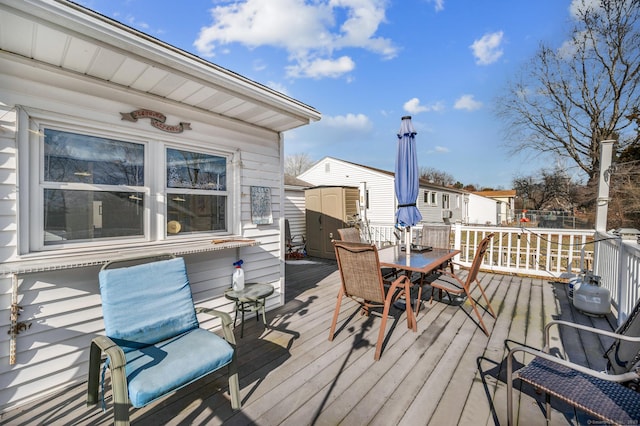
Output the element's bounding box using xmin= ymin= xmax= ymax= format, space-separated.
xmin=442 ymin=209 xmax=452 ymax=219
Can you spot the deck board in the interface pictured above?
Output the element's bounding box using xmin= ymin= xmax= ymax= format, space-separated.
xmin=0 ymin=257 xmax=616 ymax=426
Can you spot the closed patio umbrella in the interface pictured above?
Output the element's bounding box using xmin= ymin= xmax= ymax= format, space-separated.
xmin=395 ymin=116 xmax=422 ymax=247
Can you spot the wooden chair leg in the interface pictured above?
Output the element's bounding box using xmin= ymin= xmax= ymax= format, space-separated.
xmin=465 ymin=287 xmax=490 ymax=336
xmin=328 ymin=288 xmax=344 ymax=341
xmin=375 ymin=292 xmax=394 ymax=360
xmin=375 ymin=309 xmax=389 ymax=360
xmin=475 ymin=279 xmax=496 ymax=318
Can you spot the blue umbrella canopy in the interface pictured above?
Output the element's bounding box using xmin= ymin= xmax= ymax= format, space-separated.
xmin=395 ymin=116 xmax=422 ymax=228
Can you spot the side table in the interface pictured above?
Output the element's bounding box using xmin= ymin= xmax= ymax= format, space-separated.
xmin=224 ymin=283 xmax=274 ymax=338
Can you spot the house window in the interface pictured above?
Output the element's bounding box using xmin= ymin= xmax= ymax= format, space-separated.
xmin=33 ymin=126 xmax=231 ymax=251
xmin=43 ymin=129 xmax=145 ymax=245
xmin=442 ymin=194 xmax=450 ymax=209
xmin=430 ymin=192 xmax=437 ymax=205
xmin=166 ymin=148 xmax=227 ymax=234
xmin=423 ymin=191 xmax=429 ymax=203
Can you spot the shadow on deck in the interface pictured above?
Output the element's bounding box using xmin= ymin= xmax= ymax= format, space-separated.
xmin=0 ymin=257 xmax=617 ymax=425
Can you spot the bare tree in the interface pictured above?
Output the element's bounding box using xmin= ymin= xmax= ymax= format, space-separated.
xmin=497 ymin=0 xmax=640 ymax=185
xmin=419 ymin=166 xmax=455 ymax=186
xmin=609 ymin=118 xmax=640 ymax=227
xmin=513 ymin=166 xmax=580 ymax=211
xmin=285 ymin=153 xmax=314 ymax=176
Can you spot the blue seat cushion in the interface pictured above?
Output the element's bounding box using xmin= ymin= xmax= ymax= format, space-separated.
xmin=99 ymin=258 xmax=199 ymax=352
xmin=125 ymin=328 xmax=234 ymax=408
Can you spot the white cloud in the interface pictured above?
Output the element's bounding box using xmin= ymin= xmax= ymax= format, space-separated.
xmin=428 ymin=0 xmax=445 ymax=12
xmin=470 ymin=31 xmax=504 ymax=65
xmin=434 ymin=146 xmax=449 ymax=153
xmin=266 ymin=81 xmax=290 ymax=96
xmin=454 ymin=94 xmax=482 ymax=111
xmin=569 ymin=0 xmax=602 ymax=19
xmin=403 ymin=98 xmax=444 ymax=114
xmin=286 ymin=56 xmax=355 ymax=79
xmin=323 ymin=113 xmax=373 ymax=131
xmin=194 ymin=0 xmax=397 ymax=79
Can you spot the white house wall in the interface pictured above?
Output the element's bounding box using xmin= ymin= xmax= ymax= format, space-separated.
xmin=468 ymin=193 xmax=498 ymax=225
xmin=298 ymin=158 xmax=396 ymax=225
xmin=0 ymin=57 xmax=287 ymax=412
xmin=285 ymin=187 xmax=306 ymax=239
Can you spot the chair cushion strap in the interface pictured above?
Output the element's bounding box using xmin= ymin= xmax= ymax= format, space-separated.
xmin=101 ymin=357 xmax=110 ymax=412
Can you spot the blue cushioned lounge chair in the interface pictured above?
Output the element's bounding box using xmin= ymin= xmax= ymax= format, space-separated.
xmin=87 ymin=255 xmax=240 ymax=425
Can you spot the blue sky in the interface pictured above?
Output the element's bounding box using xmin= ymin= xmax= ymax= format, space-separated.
xmin=77 ymin=0 xmax=582 ymax=189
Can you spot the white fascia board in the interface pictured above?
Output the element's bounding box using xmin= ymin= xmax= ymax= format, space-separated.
xmin=4 ymin=0 xmax=321 ymax=125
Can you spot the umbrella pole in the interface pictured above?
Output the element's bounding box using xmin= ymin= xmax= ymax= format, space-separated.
xmin=406 ymin=227 xmax=411 ymax=255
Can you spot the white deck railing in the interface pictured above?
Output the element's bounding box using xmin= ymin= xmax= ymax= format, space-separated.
xmin=593 ymin=232 xmax=640 ymax=324
xmin=363 ymin=222 xmax=640 ymax=325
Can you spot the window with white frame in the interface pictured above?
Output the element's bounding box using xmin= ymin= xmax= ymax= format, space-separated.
xmin=42 ymin=129 xmax=146 ymax=246
xmin=34 ymin=126 xmax=230 ymax=251
xmin=165 ymin=147 xmax=227 ymax=234
xmin=442 ymin=194 xmax=450 ymax=209
xmin=430 ymin=191 xmax=437 ymax=205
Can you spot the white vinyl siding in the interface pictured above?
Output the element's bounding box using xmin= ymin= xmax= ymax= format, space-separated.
xmin=285 ymin=187 xmax=306 ymax=240
xmin=298 ymin=157 xmax=395 ymax=225
xmin=0 ymin=73 xmax=286 ymax=414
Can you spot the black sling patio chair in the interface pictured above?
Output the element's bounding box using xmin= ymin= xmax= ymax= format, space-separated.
xmin=507 ymin=318 xmax=640 ymax=425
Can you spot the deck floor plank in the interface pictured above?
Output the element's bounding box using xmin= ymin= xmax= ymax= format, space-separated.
xmin=0 ymin=258 xmax=616 ymax=426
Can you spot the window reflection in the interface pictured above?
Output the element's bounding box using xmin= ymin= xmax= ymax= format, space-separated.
xmin=44 ymin=189 xmax=144 ymax=245
xmin=166 ymin=148 xmax=226 ymax=190
xmin=44 ymin=129 xmax=144 ymax=185
xmin=166 ymin=194 xmax=226 ymax=234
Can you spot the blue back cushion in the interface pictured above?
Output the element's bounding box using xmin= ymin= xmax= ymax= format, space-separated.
xmin=98 ymin=257 xmax=199 ymax=352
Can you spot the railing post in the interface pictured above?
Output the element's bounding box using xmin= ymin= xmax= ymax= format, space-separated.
xmin=454 ymin=222 xmax=462 ymax=268
xmin=595 ymin=140 xmax=615 ymax=233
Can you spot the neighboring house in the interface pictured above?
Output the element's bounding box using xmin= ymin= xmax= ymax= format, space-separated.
xmin=284 ymin=175 xmax=311 ymax=241
xmin=0 ymin=0 xmax=319 ymax=412
xmin=473 ymin=190 xmax=517 ymax=225
xmin=297 ymin=157 xmax=498 ymax=226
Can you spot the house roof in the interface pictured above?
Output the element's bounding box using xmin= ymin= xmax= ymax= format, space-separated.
xmin=0 ymin=0 xmax=321 ymax=133
xmin=313 ymin=156 xmax=471 ymax=194
xmin=284 ymin=174 xmax=312 ymax=188
xmin=474 ymin=190 xmax=517 ymax=198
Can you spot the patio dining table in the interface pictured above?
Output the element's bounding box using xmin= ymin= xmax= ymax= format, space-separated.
xmin=378 ymin=245 xmax=460 ymax=275
xmin=377 ymin=245 xmax=461 ymax=313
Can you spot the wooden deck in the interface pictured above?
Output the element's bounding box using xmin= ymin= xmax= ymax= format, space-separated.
xmin=1 ymin=257 xmax=617 ymax=425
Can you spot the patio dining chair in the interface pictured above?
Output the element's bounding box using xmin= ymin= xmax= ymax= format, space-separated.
xmin=87 ymin=255 xmax=240 ymax=425
xmin=329 ymin=241 xmax=416 ymax=360
xmin=285 ymin=219 xmax=306 ymax=258
xmin=415 ymin=224 xmax=453 ymax=302
xmin=507 ymin=320 xmax=640 ymax=425
xmin=421 ymin=233 xmax=496 ymax=335
xmin=337 ymin=227 xmax=363 ymax=242
xmin=418 ymin=223 xmax=451 ymax=251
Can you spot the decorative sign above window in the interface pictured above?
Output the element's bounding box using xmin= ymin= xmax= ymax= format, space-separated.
xmin=120 ymin=109 xmax=192 ymax=133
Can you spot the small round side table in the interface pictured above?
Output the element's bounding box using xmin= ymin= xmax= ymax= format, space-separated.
xmin=224 ymin=283 xmax=274 ymax=338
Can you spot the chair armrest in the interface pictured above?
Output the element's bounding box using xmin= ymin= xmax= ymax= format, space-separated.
xmin=91 ymin=335 xmax=126 ymax=368
xmin=195 ymin=307 xmax=236 ymax=345
xmin=542 ymin=320 xmax=640 ymax=351
xmin=508 ymin=344 xmax=640 ymax=383
xmin=434 ymin=269 xmax=465 ymax=286
xmin=87 ymin=335 xmax=126 ymax=407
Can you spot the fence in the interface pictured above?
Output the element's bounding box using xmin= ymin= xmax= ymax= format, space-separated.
xmin=362 ymin=222 xmax=639 ymax=325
